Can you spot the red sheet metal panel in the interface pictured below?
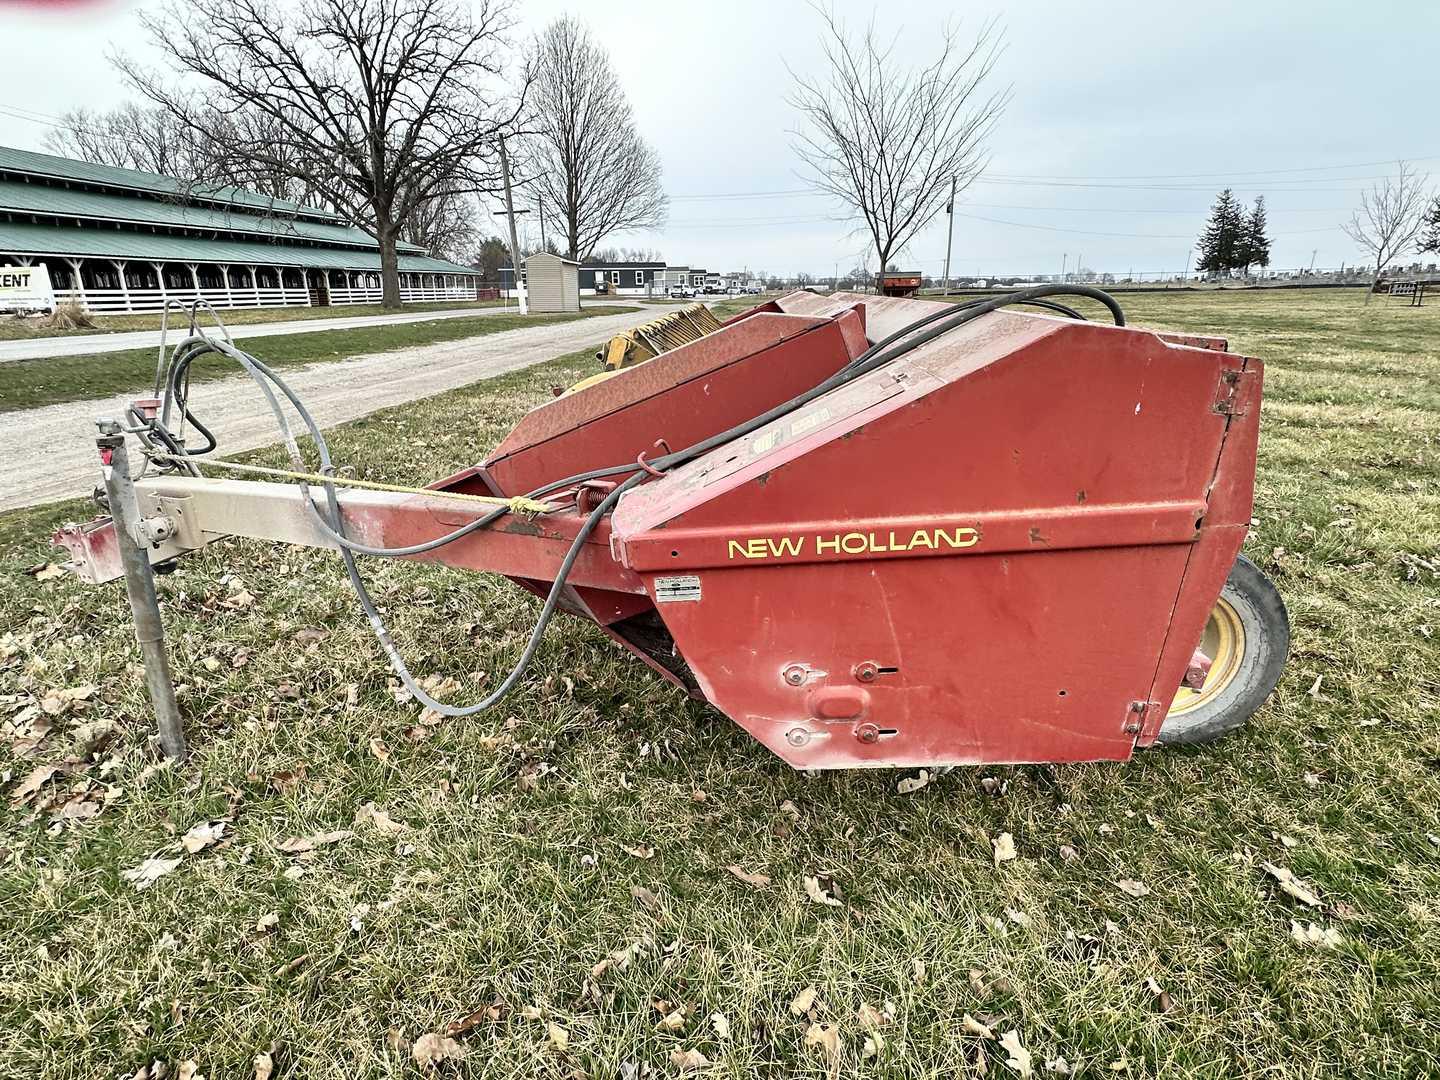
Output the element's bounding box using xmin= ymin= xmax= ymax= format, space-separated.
xmin=771 ymin=290 xmax=953 ymax=345
xmin=611 ymin=311 xmax=1257 ymax=769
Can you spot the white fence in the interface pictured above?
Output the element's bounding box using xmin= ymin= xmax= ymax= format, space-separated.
xmin=329 ymin=283 xmax=476 ymax=304
xmin=55 ymin=286 xmax=311 ymax=314
xmin=56 ymin=280 xmax=478 ymax=314
xmin=326 ymin=285 xmax=384 ymax=305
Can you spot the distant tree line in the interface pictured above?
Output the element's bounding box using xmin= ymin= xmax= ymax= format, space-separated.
xmin=1195 ymin=189 xmax=1271 ymax=276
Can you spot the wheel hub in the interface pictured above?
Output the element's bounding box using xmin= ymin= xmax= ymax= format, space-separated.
xmin=1170 ymin=597 xmax=1246 ymax=716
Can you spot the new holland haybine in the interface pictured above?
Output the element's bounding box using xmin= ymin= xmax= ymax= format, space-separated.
xmin=55 ymin=287 xmax=1290 ymax=768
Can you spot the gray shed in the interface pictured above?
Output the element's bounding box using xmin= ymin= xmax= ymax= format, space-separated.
xmin=524 ymin=252 xmax=580 ymax=313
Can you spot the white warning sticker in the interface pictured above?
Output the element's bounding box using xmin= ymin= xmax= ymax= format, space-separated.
xmin=654 ymin=575 xmax=702 ymax=602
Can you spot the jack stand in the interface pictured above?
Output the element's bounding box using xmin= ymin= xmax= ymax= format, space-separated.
xmin=95 ymin=419 xmax=188 ymax=761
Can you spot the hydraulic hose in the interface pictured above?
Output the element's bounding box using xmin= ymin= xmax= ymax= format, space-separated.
xmin=148 ymin=284 xmax=1125 ymax=716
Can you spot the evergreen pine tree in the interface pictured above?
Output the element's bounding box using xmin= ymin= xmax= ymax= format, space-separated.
xmin=1238 ymin=196 xmax=1271 ymax=275
xmin=1196 ymin=189 xmax=1245 ymax=275
xmin=1421 ymin=195 xmax=1440 ymax=255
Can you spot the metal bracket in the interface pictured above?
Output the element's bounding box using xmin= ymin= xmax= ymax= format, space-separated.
xmin=1211 ymin=368 xmax=1253 ymax=417
xmin=1124 ymin=700 xmax=1160 ymax=735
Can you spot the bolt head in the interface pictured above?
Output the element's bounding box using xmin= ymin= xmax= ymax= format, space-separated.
xmin=782 ymin=664 xmax=807 ymax=686
xmin=855 ymin=722 xmax=881 ymax=744
xmin=854 ymin=661 xmax=879 ymax=683
xmin=785 ymin=727 xmax=811 ymax=747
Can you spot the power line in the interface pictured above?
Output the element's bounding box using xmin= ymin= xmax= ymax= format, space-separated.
xmin=953 ymin=211 xmax=1191 ymax=240
xmin=664 ymin=155 xmax=1437 ymax=202
xmin=981 ymin=155 xmax=1440 ymax=181
xmin=957 ymin=201 xmax=1353 ymax=215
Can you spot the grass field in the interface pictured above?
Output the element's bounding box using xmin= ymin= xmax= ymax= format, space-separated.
xmin=0 ymin=300 xmax=510 ymax=342
xmin=1 ymin=289 xmax=1438 ymax=1078
xmin=0 ymin=307 xmax=628 ymax=414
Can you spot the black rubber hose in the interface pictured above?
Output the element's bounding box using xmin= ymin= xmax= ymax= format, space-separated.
xmin=148 ymin=283 xmax=1126 ymax=715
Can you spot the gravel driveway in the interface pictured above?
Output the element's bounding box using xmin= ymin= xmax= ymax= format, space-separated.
xmin=1 ymin=307 xmax=654 ymax=511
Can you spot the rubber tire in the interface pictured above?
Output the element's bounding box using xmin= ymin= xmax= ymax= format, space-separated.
xmin=1156 ymin=555 xmax=1290 ymax=746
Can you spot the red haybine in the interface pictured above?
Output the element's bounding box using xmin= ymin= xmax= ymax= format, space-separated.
xmin=55 ymin=288 xmax=1289 ymax=767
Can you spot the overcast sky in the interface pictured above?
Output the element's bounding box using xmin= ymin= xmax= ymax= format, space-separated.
xmin=2 ymin=0 xmax=1436 ymax=277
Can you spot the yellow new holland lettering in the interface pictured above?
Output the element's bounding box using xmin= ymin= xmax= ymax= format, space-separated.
xmin=727 ymin=535 xmax=808 ymax=559
xmin=728 ymin=525 xmax=980 ymax=560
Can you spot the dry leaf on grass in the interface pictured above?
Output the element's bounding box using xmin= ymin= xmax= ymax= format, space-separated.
xmin=856 ymin=1002 xmax=886 ymax=1031
xmin=789 ymin=985 xmax=818 ymax=1017
xmin=354 ymin=802 xmax=405 ymax=835
xmin=181 ymin=820 xmax=226 ymax=854
xmin=1262 ymin=862 xmax=1322 ymax=907
xmin=656 ymin=1009 xmax=686 ymax=1032
xmin=252 ymin=1051 xmax=274 ymax=1080
xmin=444 ymin=1003 xmax=503 ymax=1038
xmin=897 ymin=769 xmax=932 ymax=794
xmin=368 ymin=737 xmax=391 ymax=762
xmin=1290 ymin=920 xmax=1344 ymax=949
xmin=122 ymin=855 xmax=183 ymax=891
xmin=670 ymin=1048 xmax=709 ymax=1072
xmin=621 ymin=844 xmax=655 ymax=860
xmin=803 ymin=875 xmax=843 ymax=907
xmin=630 ymin=884 xmax=663 ymax=913
xmin=1115 ymin=879 xmax=1150 ymax=898
xmin=710 ymin=1012 xmax=730 ymax=1039
xmin=1144 ymin=977 xmax=1174 ymax=1013
xmin=804 ymin=1022 xmax=841 ymax=1060
xmin=255 ymin=911 xmax=280 ymax=933
xmin=962 ymin=1013 xmax=996 ymax=1040
xmin=1000 ymin=1029 xmax=1034 ymax=1077
xmin=726 ymin=864 xmax=770 ymax=888
xmin=278 ymin=829 xmax=354 ymax=854
xmin=412 ymin=1032 xmax=465 ymax=1066
xmin=177 ymin=1062 xmax=201 ymax=1080
xmin=993 ymin=832 xmax=1017 ymax=865
xmin=1058 ymin=844 xmax=1079 ymax=862
xmin=9 ymin=763 xmax=60 ymax=806
xmin=547 ymin=1022 xmax=569 ymax=1051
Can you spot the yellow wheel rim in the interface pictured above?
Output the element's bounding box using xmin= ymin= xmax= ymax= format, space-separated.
xmin=1170 ymin=596 xmax=1246 ymax=716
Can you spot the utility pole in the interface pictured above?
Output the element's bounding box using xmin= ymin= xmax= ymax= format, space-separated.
xmin=538 ymin=196 xmax=548 ymax=254
xmin=941 ymin=175 xmax=957 ymax=296
xmin=1308 ymin=249 xmax=1318 ymax=273
xmin=1061 ymin=253 xmax=1067 ymax=283
xmin=1075 ymin=252 xmax=1083 ymax=283
xmin=498 ymin=135 xmax=527 ymax=316
xmin=1183 ymin=251 xmax=1191 ymax=283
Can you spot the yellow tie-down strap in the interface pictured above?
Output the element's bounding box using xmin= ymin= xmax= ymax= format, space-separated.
xmin=567 ymin=303 xmax=724 ymax=395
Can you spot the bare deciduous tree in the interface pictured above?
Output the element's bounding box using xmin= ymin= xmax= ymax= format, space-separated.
xmin=789 ymin=8 xmax=1007 ymax=291
xmin=45 ymin=103 xmax=334 ymax=214
xmin=45 ymin=104 xmax=203 ymax=177
xmin=118 ymin=0 xmax=521 ymax=307
xmin=523 ymin=16 xmax=666 ymax=261
xmin=401 ymin=191 xmax=481 ymax=264
xmin=1341 ymin=161 xmax=1433 ymax=304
